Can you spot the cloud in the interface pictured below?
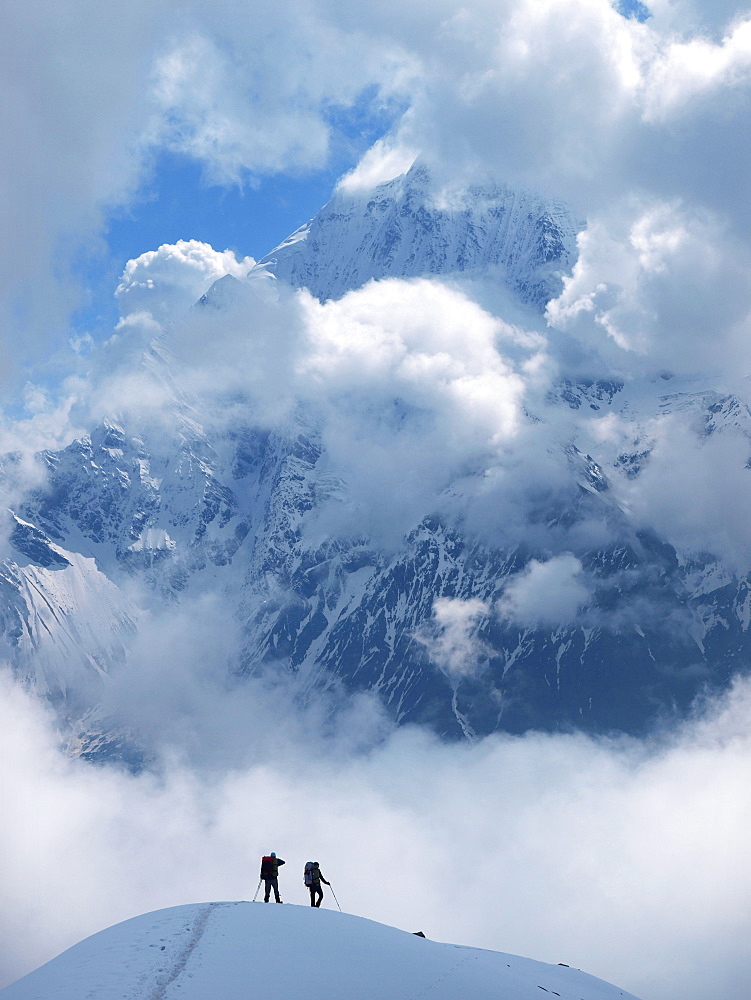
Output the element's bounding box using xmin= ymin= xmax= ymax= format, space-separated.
xmin=640 ymin=13 xmax=751 ymax=120
xmin=296 ymin=278 xmax=536 ymax=543
xmin=417 ymin=597 xmax=492 ymax=683
xmin=89 ymin=272 xmax=544 ymax=547
xmin=498 ymin=553 xmax=591 ymax=626
xmin=1 ymin=665 xmax=750 ymax=1000
xmin=546 ymin=201 xmax=751 ymax=375
xmin=147 ymin=31 xmax=334 ymax=185
xmin=143 ymin=3 xmax=417 ymax=186
xmin=363 ymin=1 xmax=751 ymax=215
xmin=336 ymin=136 xmax=418 ymax=193
xmin=0 ymin=0 xmax=161 ymax=379
xmin=115 ymin=240 xmax=255 ymax=324
xmin=624 ymin=414 xmax=751 ymax=573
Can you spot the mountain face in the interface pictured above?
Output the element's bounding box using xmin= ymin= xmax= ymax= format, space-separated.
xmin=251 ymin=161 xmax=581 ymax=309
xmin=0 ymin=901 xmax=643 ymax=1000
xmin=3 ymin=166 xmax=751 ymax=761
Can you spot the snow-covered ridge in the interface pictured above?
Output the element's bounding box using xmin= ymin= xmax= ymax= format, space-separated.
xmin=0 ymin=901 xmax=642 ymax=1000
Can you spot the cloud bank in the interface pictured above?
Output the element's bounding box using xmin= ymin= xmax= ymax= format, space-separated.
xmin=1 ymin=665 xmax=749 ymax=1000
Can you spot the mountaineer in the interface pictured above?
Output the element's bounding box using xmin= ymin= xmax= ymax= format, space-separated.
xmin=260 ymin=852 xmax=285 ymax=903
xmin=303 ymin=860 xmax=330 ymax=907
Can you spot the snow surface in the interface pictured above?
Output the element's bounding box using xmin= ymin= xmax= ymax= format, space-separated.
xmin=0 ymin=901 xmax=642 ymax=1000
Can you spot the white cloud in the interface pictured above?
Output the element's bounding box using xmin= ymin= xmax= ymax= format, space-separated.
xmin=142 ymin=2 xmax=420 ymax=186
xmin=0 ymin=0 xmax=166 ymax=374
xmin=1 ymin=666 xmax=750 ymax=1000
xmin=0 ymin=382 xmax=87 ymax=503
xmin=624 ymin=415 xmax=751 ymax=573
xmin=115 ymin=240 xmax=255 ymax=323
xmin=336 ymin=137 xmax=418 ymax=193
xmin=370 ymin=1 xmax=751 ymax=215
xmin=148 ymin=32 xmax=334 ymax=184
xmin=296 ymin=278 xmax=533 ymax=542
xmin=641 ymin=16 xmax=751 ymax=120
xmin=104 ymin=270 xmax=547 ymax=548
xmin=498 ymin=553 xmax=591 ymax=626
xmin=546 ymin=201 xmax=751 ymax=374
xmin=418 ymin=597 xmax=491 ymax=682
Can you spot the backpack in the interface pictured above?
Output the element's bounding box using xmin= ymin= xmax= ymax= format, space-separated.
xmin=304 ymin=861 xmax=317 ymax=886
xmin=261 ymin=856 xmax=275 ymax=878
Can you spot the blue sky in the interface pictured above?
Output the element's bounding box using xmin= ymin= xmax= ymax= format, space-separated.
xmin=75 ymin=154 xmax=345 ymax=337
xmin=615 ymin=0 xmax=651 ymax=20
xmin=76 ymin=87 xmax=404 ymax=339
xmin=108 ymin=154 xmax=336 ymax=261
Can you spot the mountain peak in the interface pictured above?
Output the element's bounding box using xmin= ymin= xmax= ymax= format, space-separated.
xmin=249 ymin=164 xmax=581 ymax=309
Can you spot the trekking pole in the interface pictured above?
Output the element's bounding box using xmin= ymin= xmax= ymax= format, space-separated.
xmin=328 ymin=885 xmax=342 ymax=912
xmin=252 ymin=879 xmax=262 ymax=902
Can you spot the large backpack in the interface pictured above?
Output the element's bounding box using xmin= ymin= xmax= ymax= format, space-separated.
xmin=261 ymin=856 xmax=275 ymax=878
xmin=303 ymin=861 xmax=317 ymax=886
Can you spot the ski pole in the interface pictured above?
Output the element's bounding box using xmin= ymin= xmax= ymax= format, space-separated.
xmin=329 ymin=885 xmax=342 ymax=912
xmin=252 ymin=879 xmax=262 ymax=902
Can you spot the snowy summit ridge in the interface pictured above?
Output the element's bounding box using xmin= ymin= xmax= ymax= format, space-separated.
xmin=0 ymin=901 xmax=642 ymax=1000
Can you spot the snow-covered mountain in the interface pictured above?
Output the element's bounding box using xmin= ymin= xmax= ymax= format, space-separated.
xmin=250 ymin=161 xmax=581 ymax=309
xmin=3 ymin=165 xmax=751 ymax=760
xmin=0 ymin=901 xmax=642 ymax=1000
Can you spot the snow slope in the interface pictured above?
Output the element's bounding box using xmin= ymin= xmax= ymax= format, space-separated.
xmin=0 ymin=901 xmax=642 ymax=1000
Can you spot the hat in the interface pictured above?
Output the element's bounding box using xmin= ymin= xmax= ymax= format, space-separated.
xmin=271 ymin=852 xmax=276 ymax=857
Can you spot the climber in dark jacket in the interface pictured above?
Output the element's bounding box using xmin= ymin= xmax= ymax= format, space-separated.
xmin=260 ymin=852 xmax=285 ymax=903
xmin=305 ymin=861 xmax=330 ymax=907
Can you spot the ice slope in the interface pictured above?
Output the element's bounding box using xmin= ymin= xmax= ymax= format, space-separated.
xmin=250 ymin=162 xmax=581 ymax=309
xmin=0 ymin=901 xmax=642 ymax=1000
